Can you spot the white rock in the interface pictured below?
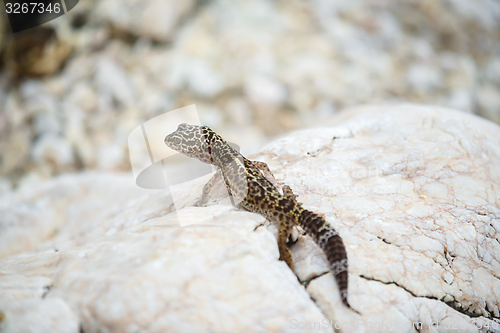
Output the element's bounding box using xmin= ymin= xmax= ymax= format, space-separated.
xmin=95 ymin=0 xmax=197 ymax=42
xmin=256 ymin=105 xmax=500 ymax=330
xmin=477 ymin=84 xmax=500 ymax=124
xmin=33 ymin=112 xmax=61 ymax=135
xmin=31 ymin=133 xmax=74 ymax=168
xmin=1 ymin=105 xmax=500 ymax=332
xmin=245 ymin=75 xmax=287 ymax=106
xmin=407 ymin=64 xmax=442 ymax=93
xmin=0 ymin=178 xmax=11 ymax=198
xmin=0 ymin=125 xmax=31 ymax=175
xmin=182 ymin=59 xmax=226 ymax=98
xmin=0 ymin=298 xmax=79 ymax=333
xmin=2 ymin=0 xmax=500 ymax=188
xmin=0 ymin=173 xmax=151 ymax=258
xmin=485 ymin=58 xmax=500 ymax=84
xmin=95 ymin=57 xmax=135 ymax=109
xmin=96 ymin=143 xmax=125 ymax=170
xmin=444 ymin=0 xmax=500 ymax=29
xmin=0 ymin=175 xmax=329 ymax=333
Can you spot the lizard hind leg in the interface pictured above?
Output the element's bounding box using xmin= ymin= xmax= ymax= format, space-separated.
xmin=251 ymin=161 xmax=281 ymax=189
xmin=282 ymin=185 xmax=304 ymax=209
xmin=277 ymin=219 xmax=295 ymax=270
xmin=252 ymin=162 xmax=303 ymax=206
xmin=251 ymin=160 xmax=274 ymax=176
xmin=282 ymin=185 xmax=298 ymax=201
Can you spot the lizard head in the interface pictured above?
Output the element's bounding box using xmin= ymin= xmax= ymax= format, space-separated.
xmin=164 ymin=123 xmax=216 ymax=164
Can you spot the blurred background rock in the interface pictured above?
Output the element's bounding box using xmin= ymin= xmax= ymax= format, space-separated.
xmin=0 ymin=0 xmax=499 ymax=191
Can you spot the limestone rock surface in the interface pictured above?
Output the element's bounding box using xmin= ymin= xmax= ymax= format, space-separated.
xmin=1 ymin=105 xmax=500 ymax=333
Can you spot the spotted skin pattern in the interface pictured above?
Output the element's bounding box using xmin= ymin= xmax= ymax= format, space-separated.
xmin=165 ymin=123 xmax=358 ymax=312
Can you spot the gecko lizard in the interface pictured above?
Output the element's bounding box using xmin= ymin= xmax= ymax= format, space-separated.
xmin=165 ymin=123 xmax=358 ymax=313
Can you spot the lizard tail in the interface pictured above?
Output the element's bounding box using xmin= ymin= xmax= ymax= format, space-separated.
xmin=298 ymin=209 xmax=359 ymax=314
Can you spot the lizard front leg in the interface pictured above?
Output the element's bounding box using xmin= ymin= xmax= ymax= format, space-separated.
xmin=196 ymin=169 xmax=223 ymax=207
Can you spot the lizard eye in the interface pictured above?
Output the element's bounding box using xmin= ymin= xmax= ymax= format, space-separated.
xmin=173 ymin=137 xmax=182 ymax=145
